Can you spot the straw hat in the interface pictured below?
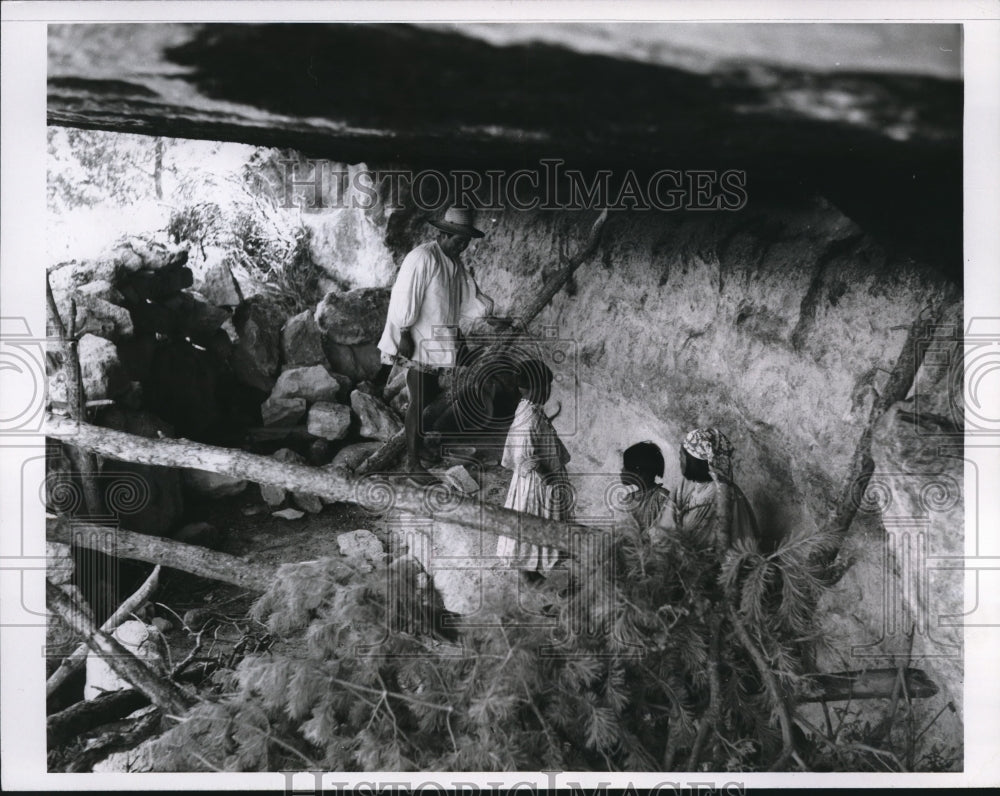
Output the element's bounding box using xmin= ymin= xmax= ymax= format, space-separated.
xmin=427 ymin=206 xmax=485 ymax=238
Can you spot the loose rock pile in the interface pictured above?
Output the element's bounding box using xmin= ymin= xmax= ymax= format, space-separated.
xmin=46 ymin=234 xmax=402 ymax=540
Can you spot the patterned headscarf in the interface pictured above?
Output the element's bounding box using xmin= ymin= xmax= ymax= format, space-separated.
xmin=682 ymin=427 xmax=734 ymax=481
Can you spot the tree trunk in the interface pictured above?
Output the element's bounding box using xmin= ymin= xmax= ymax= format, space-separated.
xmin=45 ymin=416 xmax=611 ymax=554
xmin=48 ymin=689 xmax=149 ymax=749
xmin=355 ymin=209 xmax=609 ymax=476
xmin=49 ymin=517 xmax=276 ymax=592
xmin=46 ymin=580 xmax=195 ymax=717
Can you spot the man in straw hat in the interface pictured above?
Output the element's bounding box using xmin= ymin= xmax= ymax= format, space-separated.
xmin=377 ymin=206 xmax=510 ymax=484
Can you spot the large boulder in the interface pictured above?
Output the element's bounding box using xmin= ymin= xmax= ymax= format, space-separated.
xmin=78 ymin=333 xmax=129 ymax=401
xmin=272 ymin=365 xmax=350 ymax=403
xmin=281 ymin=310 xmax=328 ymax=368
xmin=199 ymin=262 xmax=242 ymax=307
xmin=97 ymin=408 xmax=184 ymax=535
xmin=51 ymin=281 xmax=133 ymax=342
xmin=231 ymin=296 xmax=284 ymax=392
xmin=350 ymin=389 xmax=403 ymax=441
xmin=307 ymin=401 xmax=351 ymax=441
xmin=102 ymin=238 xmax=189 ymax=275
xmin=322 ymin=341 xmax=382 ymax=384
xmin=314 ymin=287 xmax=390 ymax=345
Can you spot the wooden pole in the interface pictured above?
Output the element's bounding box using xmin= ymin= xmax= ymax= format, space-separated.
xmin=355 ymin=209 xmax=609 ymax=476
xmin=46 ymin=580 xmax=195 ymax=716
xmin=46 ymin=274 xmax=104 ymax=517
xmin=45 ymin=416 xmax=612 ymax=554
xmin=48 ymin=517 xmax=277 ymax=592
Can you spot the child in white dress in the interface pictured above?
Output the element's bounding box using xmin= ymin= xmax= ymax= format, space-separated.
xmin=496 ymin=359 xmax=573 ymax=573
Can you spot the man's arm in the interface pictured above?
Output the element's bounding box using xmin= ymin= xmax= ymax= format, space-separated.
xmin=380 ymin=247 xmax=431 ymax=358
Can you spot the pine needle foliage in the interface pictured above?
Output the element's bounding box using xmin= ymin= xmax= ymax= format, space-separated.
xmin=146 ymin=526 xmax=842 ymax=772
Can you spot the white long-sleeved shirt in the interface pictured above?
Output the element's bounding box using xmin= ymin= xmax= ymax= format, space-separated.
xmin=377 ymin=241 xmax=494 ymax=368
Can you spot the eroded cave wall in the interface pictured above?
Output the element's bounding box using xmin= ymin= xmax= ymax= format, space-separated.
xmin=302 ymin=169 xmax=964 ymax=745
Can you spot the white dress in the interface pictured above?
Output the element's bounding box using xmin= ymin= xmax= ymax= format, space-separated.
xmin=495 ymin=399 xmax=573 ymax=571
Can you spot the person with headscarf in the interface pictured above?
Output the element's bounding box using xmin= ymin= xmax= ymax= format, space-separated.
xmin=652 ymin=428 xmax=759 ymax=551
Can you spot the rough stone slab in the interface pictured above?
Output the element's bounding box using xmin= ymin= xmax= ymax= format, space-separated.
xmin=231 ymin=296 xmax=284 ymax=393
xmin=281 ymin=310 xmax=328 ymax=368
xmin=351 ymin=389 xmax=403 ymax=441
xmin=199 ymin=262 xmax=242 ymax=307
xmin=307 ymin=401 xmax=351 ymax=440
xmin=328 ymin=441 xmax=382 ymax=472
xmin=314 ymin=287 xmax=391 ymax=345
xmin=261 ymin=396 xmax=307 ymax=427
xmin=337 ymin=529 xmax=385 ymax=562
xmin=322 ymin=341 xmax=382 ymax=384
xmin=78 ymin=333 xmax=129 ymax=401
xmin=272 ymin=507 xmax=305 ymax=520
xmin=272 ymin=365 xmax=349 ymax=404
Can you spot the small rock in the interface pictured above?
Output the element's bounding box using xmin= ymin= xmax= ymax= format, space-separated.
xmin=151 ymin=617 xmax=173 ymax=634
xmin=261 ymin=395 xmax=307 ymax=427
xmin=272 ymin=365 xmax=350 ymax=403
xmin=273 ymin=507 xmax=306 ymax=520
xmin=351 ymin=389 xmax=403 ymax=441
xmin=293 ymin=492 xmax=324 ymax=514
xmin=328 ymin=441 xmax=382 ymax=471
xmin=46 ymin=541 xmax=74 ymax=586
xmin=261 ymin=483 xmax=287 ymax=507
xmin=281 ymin=310 xmax=328 ymax=368
xmin=173 ymin=521 xmax=221 ymax=549
xmin=183 ymin=469 xmax=248 ymax=498
xmin=183 ymin=608 xmax=208 ymax=630
xmin=337 ymin=529 xmax=386 ymax=562
xmin=307 ymin=401 xmax=352 ymax=440
xmin=442 ymin=464 xmax=480 ymax=495
xmin=199 ymin=262 xmax=242 ymax=307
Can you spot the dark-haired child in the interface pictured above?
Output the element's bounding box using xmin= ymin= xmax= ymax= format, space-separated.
xmin=619 ymin=441 xmax=671 ymax=534
xmin=495 ymin=359 xmax=573 ymax=573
